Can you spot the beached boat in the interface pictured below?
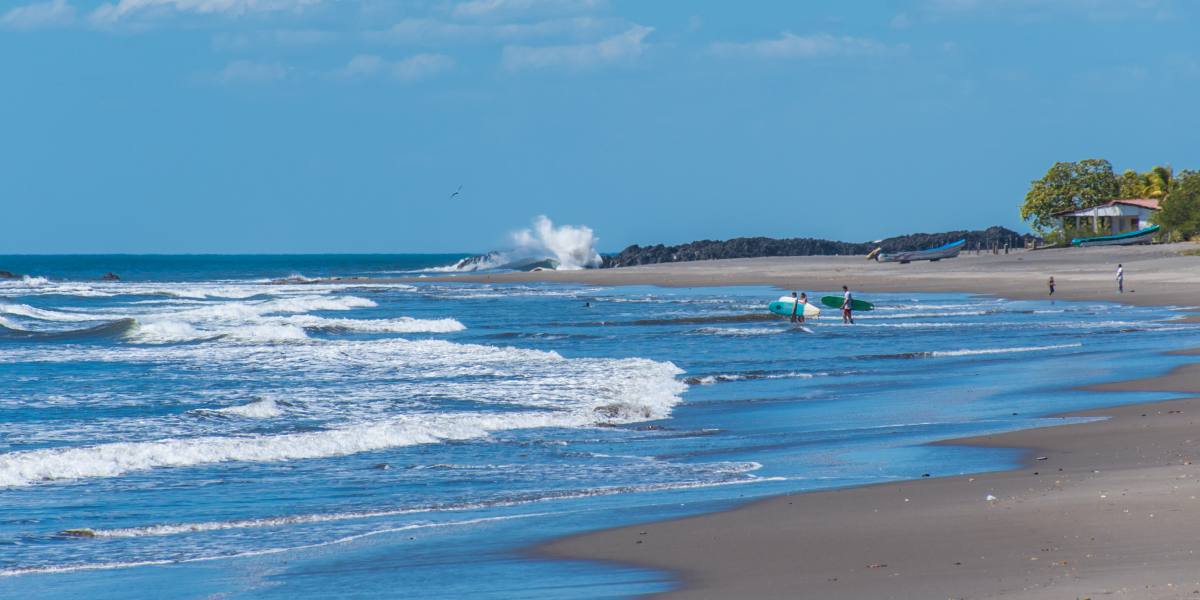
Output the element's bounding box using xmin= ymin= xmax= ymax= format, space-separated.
xmin=876 ymin=239 xmax=965 ymax=263
xmin=1071 ymin=224 xmax=1159 ymax=247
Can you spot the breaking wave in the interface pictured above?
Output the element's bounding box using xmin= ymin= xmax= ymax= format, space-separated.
xmin=439 ymin=215 xmax=602 ymax=271
xmin=0 ymin=351 xmax=685 ymax=487
xmin=0 ymin=319 xmax=136 ymax=342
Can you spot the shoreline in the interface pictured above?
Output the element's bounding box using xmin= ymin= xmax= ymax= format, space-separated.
xmin=307 ymin=243 xmax=1200 ymax=596
xmin=313 ymin=243 xmax=1200 ymax=308
xmin=535 ymin=364 xmax=1200 ymax=598
xmin=503 ymin=248 xmax=1199 ymax=598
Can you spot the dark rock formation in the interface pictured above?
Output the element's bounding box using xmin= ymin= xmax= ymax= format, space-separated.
xmin=601 ymin=226 xmax=1037 ymax=268
xmin=100 ymin=272 xmax=120 ymax=281
xmin=0 ymin=270 xmax=18 ymax=279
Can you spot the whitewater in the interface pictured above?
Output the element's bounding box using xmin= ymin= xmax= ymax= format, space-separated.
xmin=2 ymin=255 xmax=1198 ymax=599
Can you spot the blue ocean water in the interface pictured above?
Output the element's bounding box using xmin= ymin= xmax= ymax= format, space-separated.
xmin=1 ymin=255 xmax=1197 ymax=598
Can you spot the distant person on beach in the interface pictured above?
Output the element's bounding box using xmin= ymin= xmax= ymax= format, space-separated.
xmin=1048 ymin=276 xmax=1055 ymax=296
xmin=1116 ymin=264 xmax=1124 ymax=293
xmin=841 ymin=286 xmax=855 ymax=325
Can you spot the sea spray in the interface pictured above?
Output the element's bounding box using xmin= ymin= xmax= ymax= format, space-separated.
xmin=510 ymin=215 xmax=601 ymax=270
xmin=446 ymin=215 xmax=602 ymax=271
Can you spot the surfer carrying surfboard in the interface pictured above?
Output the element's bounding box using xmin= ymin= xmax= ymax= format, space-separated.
xmin=789 ymin=292 xmax=809 ymax=324
xmin=841 ymin=286 xmax=855 ymax=325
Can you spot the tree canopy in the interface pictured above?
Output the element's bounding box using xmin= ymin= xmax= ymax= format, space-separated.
xmin=1118 ymin=166 xmax=1174 ymax=199
xmin=1155 ymin=170 xmax=1200 ymax=240
xmin=1020 ymin=160 xmax=1200 ymax=239
xmin=1020 ymin=159 xmax=1118 ymax=233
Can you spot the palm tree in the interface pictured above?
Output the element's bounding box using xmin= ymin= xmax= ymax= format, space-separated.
xmin=1143 ymin=165 xmax=1173 ymax=198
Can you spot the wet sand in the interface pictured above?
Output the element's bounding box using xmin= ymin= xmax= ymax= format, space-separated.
xmin=538 ymin=367 xmax=1200 ymax=599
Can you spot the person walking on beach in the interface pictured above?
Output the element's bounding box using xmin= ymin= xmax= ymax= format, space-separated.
xmin=1116 ymin=264 xmax=1124 ymax=294
xmin=841 ymin=286 xmax=855 ymax=325
xmin=1048 ymin=276 xmax=1055 ymax=296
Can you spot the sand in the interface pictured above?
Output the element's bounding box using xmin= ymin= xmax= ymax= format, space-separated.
xmin=318 ymin=243 xmax=1200 ymax=597
xmin=539 ymin=389 xmax=1200 ymax=599
xmin=381 ymin=243 xmax=1200 ymax=308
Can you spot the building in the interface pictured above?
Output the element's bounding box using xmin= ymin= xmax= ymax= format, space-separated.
xmin=1054 ymin=198 xmax=1160 ymax=236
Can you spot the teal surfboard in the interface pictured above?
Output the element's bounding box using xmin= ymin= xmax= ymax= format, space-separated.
xmin=769 ymin=300 xmax=821 ymax=318
xmin=820 ymin=296 xmax=874 ymax=311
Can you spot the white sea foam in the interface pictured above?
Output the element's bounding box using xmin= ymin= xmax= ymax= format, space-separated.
xmin=127 ymin=321 xmax=309 ymax=344
xmin=68 ymin=469 xmax=772 ymax=541
xmin=211 ymin=398 xmax=283 ymax=419
xmin=694 ymin=327 xmax=783 ymax=336
xmin=929 ymin=343 xmax=1082 ymax=357
xmin=225 ymin=323 xmax=309 ymax=342
xmin=287 ymin=315 xmax=466 ymax=334
xmin=0 ymin=303 xmax=95 ymax=322
xmin=0 ymin=345 xmax=685 ymax=487
xmin=689 ymin=371 xmax=820 ymax=385
xmin=127 ymin=321 xmax=214 ymax=344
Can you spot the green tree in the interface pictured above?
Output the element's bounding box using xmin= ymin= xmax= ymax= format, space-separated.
xmin=1143 ymin=165 xmax=1173 ymax=198
xmin=1155 ymin=170 xmax=1200 ymax=240
xmin=1020 ymin=159 xmax=1118 ymax=233
xmin=1118 ymin=169 xmax=1146 ymax=199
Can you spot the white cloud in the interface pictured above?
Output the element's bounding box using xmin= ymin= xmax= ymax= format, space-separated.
xmin=368 ymin=16 xmax=612 ymax=45
xmin=501 ymin=24 xmax=651 ymax=71
xmin=337 ymin=53 xmax=455 ymax=82
xmin=91 ymin=0 xmax=322 ymax=24
xmin=0 ymin=0 xmax=75 ymax=30
xmin=392 ymin=53 xmax=455 ymax=81
xmin=452 ymin=0 xmax=605 ymax=20
xmin=709 ymin=32 xmax=900 ymax=60
xmin=215 ymin=59 xmax=290 ymax=83
xmin=919 ymin=0 xmax=1172 ymax=21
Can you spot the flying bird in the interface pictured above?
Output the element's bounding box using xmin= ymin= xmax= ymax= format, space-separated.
xmin=450 ymin=185 xmax=463 ymax=199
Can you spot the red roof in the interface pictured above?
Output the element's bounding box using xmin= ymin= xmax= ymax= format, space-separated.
xmin=1113 ymin=198 xmax=1160 ymax=210
xmin=1053 ymin=198 xmax=1160 ymax=217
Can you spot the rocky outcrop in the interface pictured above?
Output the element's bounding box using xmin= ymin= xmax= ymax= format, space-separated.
xmin=601 ymin=227 xmax=1037 ymax=268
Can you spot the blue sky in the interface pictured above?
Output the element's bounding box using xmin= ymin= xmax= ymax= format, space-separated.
xmin=2 ymin=0 xmax=1198 ymax=253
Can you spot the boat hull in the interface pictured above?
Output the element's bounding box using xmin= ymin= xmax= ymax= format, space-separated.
xmin=1071 ymin=225 xmax=1159 ymax=247
xmin=878 ymin=239 xmax=965 ymax=263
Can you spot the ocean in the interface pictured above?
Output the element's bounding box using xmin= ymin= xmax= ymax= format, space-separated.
xmin=1 ymin=255 xmax=1197 ymax=598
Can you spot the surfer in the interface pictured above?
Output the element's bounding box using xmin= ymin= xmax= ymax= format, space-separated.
xmin=792 ymin=292 xmax=810 ymax=324
xmin=841 ymin=286 xmax=855 ymax=325
xmin=1048 ymin=276 xmax=1055 ymax=296
xmin=1116 ymin=264 xmax=1124 ymax=293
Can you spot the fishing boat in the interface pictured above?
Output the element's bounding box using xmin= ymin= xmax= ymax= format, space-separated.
xmin=1071 ymin=224 xmax=1159 ymax=247
xmin=876 ymin=239 xmax=965 ymax=264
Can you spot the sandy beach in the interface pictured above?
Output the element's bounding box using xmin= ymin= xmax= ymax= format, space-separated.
xmin=388 ymin=243 xmax=1200 ymax=308
xmin=445 ymin=245 xmax=1200 ymax=598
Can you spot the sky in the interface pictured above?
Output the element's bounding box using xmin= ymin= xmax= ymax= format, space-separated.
xmin=2 ymin=0 xmax=1198 ymax=253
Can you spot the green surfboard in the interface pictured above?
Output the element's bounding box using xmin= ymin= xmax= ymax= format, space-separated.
xmin=820 ymin=296 xmax=874 ymax=311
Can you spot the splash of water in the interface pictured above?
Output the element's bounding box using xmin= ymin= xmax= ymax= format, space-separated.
xmin=450 ymin=216 xmax=602 ymax=271
xmin=511 ymin=215 xmax=601 ymax=270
